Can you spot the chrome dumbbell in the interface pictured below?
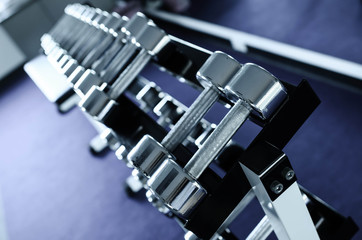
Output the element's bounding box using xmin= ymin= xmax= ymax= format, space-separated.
xmin=60 ymin=6 xmax=99 ymax=51
xmin=74 ymin=12 xmax=125 ymax=62
xmin=41 ymin=4 xmax=87 ymax=53
xmin=67 ymin=10 xmax=110 ymax=58
xmin=55 ymin=9 xmax=111 ymax=71
xmin=68 ymin=13 xmax=149 ymax=94
xmin=45 ymin=5 xmax=97 ymax=54
xmin=127 ymin=51 xmax=241 ymax=180
xmin=99 ymin=14 xmax=155 ymax=84
xmin=81 ymin=13 xmax=129 ymax=69
xmin=91 ymin=12 xmax=150 ymax=74
xmin=46 ymin=7 xmax=101 ymax=66
xmin=79 ymin=22 xmax=170 ymax=121
xmin=61 ymin=13 xmax=128 ymax=78
xmin=49 ymin=7 xmax=104 ymax=67
xmin=147 ymin=63 xmax=287 ymax=218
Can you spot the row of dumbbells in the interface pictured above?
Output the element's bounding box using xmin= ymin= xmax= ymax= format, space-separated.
xmin=40 ymin=3 xmax=222 ymax=201
xmin=41 ymin=3 xmax=215 ymax=153
xmin=41 ymin=3 xmax=288 ymax=238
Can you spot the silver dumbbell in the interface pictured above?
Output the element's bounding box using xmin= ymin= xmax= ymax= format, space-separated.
xmin=41 ymin=4 xmax=87 ymax=53
xmin=46 ymin=5 xmax=96 ymax=53
xmin=68 ymin=13 xmax=149 ymax=94
xmin=60 ymin=13 xmax=128 ymax=79
xmin=74 ymin=12 xmax=127 ymax=63
xmin=127 ymin=51 xmax=241 ymax=180
xmin=91 ymin=12 xmax=149 ymax=74
xmin=56 ymin=5 xmax=95 ymax=49
xmin=49 ymin=7 xmax=104 ymax=67
xmin=46 ymin=7 xmax=100 ymax=65
xmin=81 ymin=13 xmax=129 ymax=68
xmin=147 ymin=63 xmax=287 ymax=218
xmin=79 ymin=22 xmax=170 ymax=121
xmin=99 ymin=15 xmax=155 ymax=84
xmin=57 ymin=9 xmax=111 ymax=70
xmin=67 ymin=9 xmax=110 ymax=58
xmin=134 ymin=80 xmax=163 ymax=112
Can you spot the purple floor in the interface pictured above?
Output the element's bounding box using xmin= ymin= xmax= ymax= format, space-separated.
xmin=0 ymin=0 xmax=362 ymax=239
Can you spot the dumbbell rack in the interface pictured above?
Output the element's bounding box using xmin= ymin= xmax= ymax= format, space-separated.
xmin=24 ymin=3 xmax=358 ymax=240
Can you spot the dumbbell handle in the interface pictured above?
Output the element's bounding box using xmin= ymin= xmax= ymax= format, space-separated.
xmin=184 ymin=99 xmax=251 ymax=179
xmin=161 ymin=85 xmax=219 ymax=151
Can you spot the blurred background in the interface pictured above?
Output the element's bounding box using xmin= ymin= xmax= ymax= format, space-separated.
xmin=0 ymin=0 xmax=361 ymax=239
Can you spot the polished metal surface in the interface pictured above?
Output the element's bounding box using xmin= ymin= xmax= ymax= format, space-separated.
xmin=108 ymin=24 xmax=170 ymax=99
xmin=135 ymin=81 xmax=162 ymax=111
xmin=161 ymin=51 xmax=240 ymax=151
xmin=68 ymin=66 xmax=85 ymax=86
xmin=62 ymin=59 xmax=79 ymax=77
xmin=147 ymin=159 xmax=206 ymax=217
xmin=161 ymin=85 xmax=218 ymax=150
xmin=225 ymin=63 xmax=287 ymax=119
xmin=197 ymin=51 xmax=241 ymax=91
xmin=92 ymin=12 xmax=149 ymax=75
xmin=185 ymin=99 xmax=251 ymax=179
xmin=79 ymin=86 xmax=114 ymax=122
xmin=34 ymin=5 xmax=330 ymax=239
xmin=100 ymin=128 xmax=121 ymax=151
xmin=146 ymin=9 xmax=362 ymax=91
xmin=127 ymin=51 xmax=242 ymax=215
xmin=153 ymin=94 xmax=185 ymax=127
xmin=127 ymin=135 xmax=172 ymax=177
xmin=186 ymin=63 xmax=287 ymax=179
xmin=246 ymin=216 xmax=273 ymax=240
xmin=74 ymin=70 xmax=102 ymax=97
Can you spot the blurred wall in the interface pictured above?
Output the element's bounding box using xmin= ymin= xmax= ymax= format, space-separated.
xmin=0 ymin=25 xmax=25 ymax=79
xmin=1 ymin=0 xmax=115 ymax=60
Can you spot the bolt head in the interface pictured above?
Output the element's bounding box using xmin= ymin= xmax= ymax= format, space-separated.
xmin=270 ymin=180 xmax=284 ymax=194
xmin=282 ymin=167 xmax=295 ymax=181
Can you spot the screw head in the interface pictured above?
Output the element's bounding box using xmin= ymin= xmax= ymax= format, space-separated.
xmin=282 ymin=167 xmax=295 ymax=181
xmin=270 ymin=181 xmax=284 ymax=194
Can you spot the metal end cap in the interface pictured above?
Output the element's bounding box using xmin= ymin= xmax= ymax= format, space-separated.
xmin=79 ymin=85 xmax=114 ymax=121
xmin=127 ymin=135 xmax=171 ymax=177
xmin=74 ymin=70 xmax=102 ymax=96
xmin=225 ymin=63 xmax=287 ymax=119
xmin=196 ymin=51 xmax=242 ymax=91
xmin=68 ymin=66 xmax=85 ymax=85
xmin=147 ymin=159 xmax=207 ymax=218
xmin=136 ymin=23 xmax=169 ymax=54
xmin=62 ymin=59 xmax=79 ymax=77
xmin=124 ymin=12 xmax=149 ymax=36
